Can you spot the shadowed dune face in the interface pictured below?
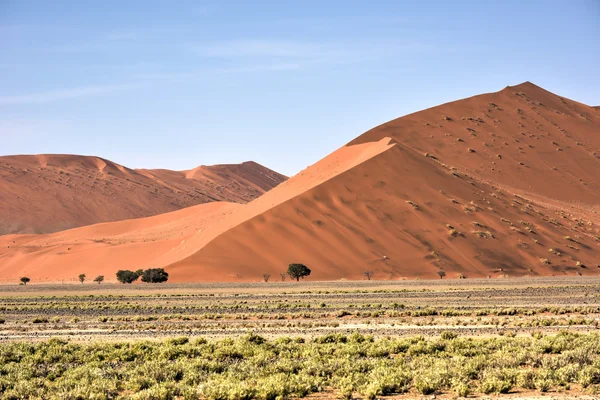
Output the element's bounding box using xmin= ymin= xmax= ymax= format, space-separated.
xmin=169 ymin=139 xmax=600 ymax=281
xmin=0 ymin=155 xmax=286 ymax=235
xmin=349 ymin=82 xmax=600 ymax=204
xmin=2 ymin=82 xmax=599 ymax=282
xmin=168 ymin=82 xmax=600 ymax=281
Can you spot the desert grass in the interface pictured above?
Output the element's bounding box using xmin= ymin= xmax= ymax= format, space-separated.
xmin=1 ymin=332 xmax=600 ymax=399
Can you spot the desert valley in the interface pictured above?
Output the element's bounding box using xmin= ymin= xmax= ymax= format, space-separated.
xmin=3 ymin=2 xmax=600 ymax=398
xmin=2 ymin=81 xmax=600 ymax=399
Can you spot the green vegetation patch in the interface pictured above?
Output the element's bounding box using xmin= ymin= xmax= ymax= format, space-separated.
xmin=1 ymin=331 xmax=600 ymax=399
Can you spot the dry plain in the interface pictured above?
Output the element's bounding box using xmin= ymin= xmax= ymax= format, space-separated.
xmin=1 ymin=277 xmax=600 ymax=399
xmin=2 ymin=277 xmax=600 ymax=341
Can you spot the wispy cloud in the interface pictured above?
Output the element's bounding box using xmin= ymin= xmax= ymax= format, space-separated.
xmin=1 ymin=36 xmax=447 ymax=106
xmin=183 ymin=39 xmax=358 ymax=74
xmin=131 ymin=62 xmax=302 ymax=83
xmin=0 ymin=118 xmax=68 ymax=142
xmin=192 ymin=40 xmax=331 ymax=59
xmin=39 ymin=30 xmax=142 ymax=53
xmin=188 ymin=38 xmax=445 ymax=69
xmin=0 ymin=83 xmax=141 ymax=105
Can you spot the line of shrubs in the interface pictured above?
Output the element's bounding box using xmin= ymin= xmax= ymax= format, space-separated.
xmin=19 ymin=263 xmax=313 ymax=285
xmin=18 ymin=268 xmax=169 ymax=285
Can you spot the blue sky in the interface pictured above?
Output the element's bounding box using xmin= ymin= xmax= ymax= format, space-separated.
xmin=1 ymin=1 xmax=599 ymax=176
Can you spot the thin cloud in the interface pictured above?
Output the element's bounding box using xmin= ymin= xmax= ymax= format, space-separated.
xmin=193 ymin=40 xmax=331 ymax=59
xmin=132 ymin=63 xmax=302 ymax=83
xmin=0 ymin=118 xmax=68 ymax=141
xmin=218 ymin=63 xmax=303 ymax=73
xmin=0 ymin=83 xmax=141 ymax=105
xmin=186 ymin=39 xmax=358 ymax=71
xmin=188 ymin=38 xmax=447 ymax=68
xmin=274 ymin=15 xmax=409 ymax=28
xmin=39 ymin=30 xmax=142 ymax=53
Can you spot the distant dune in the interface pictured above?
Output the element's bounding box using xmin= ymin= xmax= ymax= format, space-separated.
xmin=0 ymin=155 xmax=286 ymax=234
xmin=2 ymin=82 xmax=599 ymax=283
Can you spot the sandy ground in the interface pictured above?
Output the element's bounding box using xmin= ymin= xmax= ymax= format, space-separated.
xmin=2 ymin=275 xmax=600 ymax=295
xmin=1 ymin=276 xmax=599 ymax=343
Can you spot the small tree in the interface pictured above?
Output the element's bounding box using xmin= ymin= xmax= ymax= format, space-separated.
xmin=78 ymin=274 xmax=86 ymax=284
xmin=280 ymin=273 xmax=286 ymax=282
xmin=437 ymin=270 xmax=446 ymax=279
xmin=116 ymin=270 xmax=139 ymax=284
xmin=263 ymin=273 xmax=271 ymax=282
xmin=20 ymin=277 xmax=30 ymax=285
xmin=140 ymin=268 xmax=169 ymax=283
xmin=135 ymin=269 xmax=144 ymax=278
xmin=93 ymin=275 xmax=104 ymax=284
xmin=363 ymin=271 xmax=374 ymax=280
xmin=287 ymin=263 xmax=311 ymax=282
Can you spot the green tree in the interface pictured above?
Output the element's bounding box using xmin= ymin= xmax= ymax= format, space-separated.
xmin=78 ymin=274 xmax=86 ymax=284
xmin=140 ymin=268 xmax=169 ymax=283
xmin=437 ymin=270 xmax=446 ymax=279
xmin=116 ymin=270 xmax=139 ymax=284
xmin=135 ymin=269 xmax=144 ymax=277
xmin=93 ymin=275 xmax=104 ymax=284
xmin=287 ymin=263 xmax=311 ymax=281
xmin=20 ymin=277 xmax=30 ymax=285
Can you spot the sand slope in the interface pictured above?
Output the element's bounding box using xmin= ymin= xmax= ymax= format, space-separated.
xmin=169 ymin=82 xmax=600 ymax=281
xmin=0 ymin=155 xmax=286 ymax=234
xmin=2 ymin=82 xmax=599 ymax=282
xmin=0 ymin=202 xmax=241 ymax=283
xmin=350 ymin=82 xmax=600 ymax=204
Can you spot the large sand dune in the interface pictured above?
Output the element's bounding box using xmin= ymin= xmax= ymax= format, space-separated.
xmin=0 ymin=155 xmax=286 ymax=234
xmin=1 ymin=82 xmax=599 ymax=282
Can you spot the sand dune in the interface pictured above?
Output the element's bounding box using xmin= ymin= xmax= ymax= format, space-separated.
xmin=2 ymin=82 xmax=599 ymax=282
xmin=0 ymin=155 xmax=286 ymax=234
xmin=349 ymin=82 xmax=600 ymax=204
xmin=0 ymin=202 xmax=241 ymax=283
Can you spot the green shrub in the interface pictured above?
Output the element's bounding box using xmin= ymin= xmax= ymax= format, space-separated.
xmin=413 ymin=366 xmax=447 ymax=394
xmin=116 ymin=270 xmax=139 ymax=284
xmin=287 ymin=263 xmax=311 ymax=281
xmin=0 ymin=332 xmax=599 ymax=399
xmin=166 ymin=336 xmax=189 ymax=346
xmin=480 ymin=375 xmax=512 ymax=394
xmin=451 ymin=378 xmax=470 ymax=397
xmin=441 ymin=330 xmax=458 ymax=340
xmin=140 ymin=268 xmax=169 ymax=283
xmin=579 ymin=365 xmax=600 ymax=388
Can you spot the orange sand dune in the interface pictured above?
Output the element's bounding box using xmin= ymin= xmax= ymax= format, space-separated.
xmin=0 ymin=202 xmax=240 ymax=283
xmin=0 ymin=139 xmax=392 ymax=282
xmin=2 ymin=82 xmax=599 ymax=282
xmin=0 ymin=155 xmax=286 ymax=235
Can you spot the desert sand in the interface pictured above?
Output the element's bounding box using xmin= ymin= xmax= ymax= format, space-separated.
xmin=1 ymin=82 xmax=599 ymax=282
xmin=0 ymin=156 xmax=286 ymax=234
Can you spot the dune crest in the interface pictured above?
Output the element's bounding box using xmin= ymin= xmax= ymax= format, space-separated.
xmin=0 ymin=155 xmax=286 ymax=235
